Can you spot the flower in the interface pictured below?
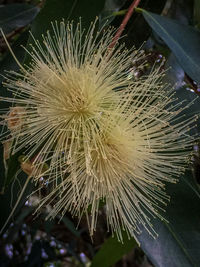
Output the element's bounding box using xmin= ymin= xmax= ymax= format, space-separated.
xmin=1 ymin=21 xmax=195 ymax=242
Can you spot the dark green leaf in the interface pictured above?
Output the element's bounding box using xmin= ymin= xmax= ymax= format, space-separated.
xmin=3 ymin=150 xmax=23 ymax=190
xmin=0 ymin=172 xmax=33 ymax=232
xmin=0 ymin=30 xmax=29 ymax=99
xmin=173 ymin=86 xmax=200 ymax=135
xmin=30 ymin=0 xmax=106 ymax=40
xmin=44 ymin=218 xmax=55 ymax=233
xmin=62 ymin=216 xmax=80 ymax=237
xmin=25 ymin=241 xmax=43 ymax=266
xmin=100 ymin=0 xmax=128 ymax=26
xmin=174 ymin=87 xmax=200 ymax=118
xmin=15 ymin=206 xmax=33 ymax=224
xmin=0 ymin=31 xmax=29 ymax=190
xmin=164 ymin=53 xmax=185 ymax=90
xmin=141 ymin=10 xmax=200 ymax=83
xmin=104 ymin=0 xmax=127 ymax=9
xmin=91 ymin=232 xmax=137 ymax=267
xmin=24 ymin=0 xmax=106 ymax=64
xmin=137 ymin=171 xmax=200 ymax=267
xmin=0 ymin=32 xmax=32 ymax=234
xmin=0 ymin=4 xmax=39 ymax=34
xmin=0 ymin=145 xmax=6 ymax=193
xmin=194 ymin=0 xmax=200 ymax=27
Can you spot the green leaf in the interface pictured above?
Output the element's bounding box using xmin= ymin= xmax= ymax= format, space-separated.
xmin=91 ymin=232 xmax=137 ymax=267
xmin=3 ymin=151 xmax=22 ymax=190
xmin=104 ymin=0 xmax=127 ymax=9
xmin=62 ymin=216 xmax=80 ymax=238
xmin=44 ymin=218 xmax=55 ymax=233
xmin=174 ymin=87 xmax=200 ymax=117
xmin=0 ymin=4 xmax=39 ymax=34
xmin=141 ymin=9 xmax=200 ymax=83
xmin=0 ymin=144 xmax=6 ymax=193
xmin=137 ymin=170 xmax=200 ymax=267
xmin=0 ymin=172 xmax=33 ymax=232
xmin=0 ymin=30 xmax=29 ymax=92
xmin=30 ymin=0 xmax=106 ymax=40
xmin=24 ymin=0 xmax=106 ymax=64
xmin=172 ymin=86 xmax=200 ymax=135
xmin=100 ymin=0 xmax=128 ymax=25
xmin=194 ymin=0 xmax=200 ymax=27
xmin=0 ymin=31 xmax=29 ymax=191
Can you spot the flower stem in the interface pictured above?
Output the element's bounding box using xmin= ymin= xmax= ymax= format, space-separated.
xmin=109 ymin=0 xmax=141 ymax=48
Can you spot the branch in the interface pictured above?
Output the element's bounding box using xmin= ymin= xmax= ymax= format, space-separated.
xmin=109 ymin=0 xmax=141 ymax=48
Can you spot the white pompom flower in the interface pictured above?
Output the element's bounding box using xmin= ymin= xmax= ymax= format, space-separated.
xmin=1 ymin=20 xmax=196 ymax=242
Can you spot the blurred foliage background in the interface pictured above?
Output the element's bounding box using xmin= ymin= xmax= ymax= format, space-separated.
xmin=0 ymin=0 xmax=200 ymax=266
